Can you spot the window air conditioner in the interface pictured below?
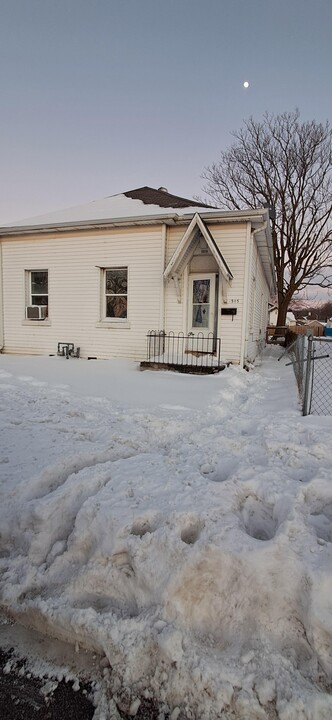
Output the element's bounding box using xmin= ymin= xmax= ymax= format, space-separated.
xmin=26 ymin=305 xmax=48 ymax=320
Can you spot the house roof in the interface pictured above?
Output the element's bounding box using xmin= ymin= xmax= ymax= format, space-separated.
xmin=123 ymin=186 xmax=213 ymax=209
xmin=0 ymin=186 xmax=214 ymax=231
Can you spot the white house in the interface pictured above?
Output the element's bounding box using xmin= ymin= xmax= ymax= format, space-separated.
xmin=268 ymin=305 xmax=296 ymax=327
xmin=0 ymin=186 xmax=276 ymax=367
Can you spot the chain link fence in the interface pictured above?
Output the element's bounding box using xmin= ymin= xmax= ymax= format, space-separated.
xmin=309 ymin=337 xmax=332 ymax=415
xmin=280 ymin=334 xmax=332 ymax=416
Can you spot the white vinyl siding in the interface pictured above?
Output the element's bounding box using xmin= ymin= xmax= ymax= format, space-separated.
xmin=165 ymin=226 xmax=185 ymax=265
xmin=1 ymin=226 xmax=163 ymax=359
xmin=164 ymin=226 xmax=188 ymax=333
xmin=245 ymin=240 xmax=270 ymax=363
xmin=1 ymin=217 xmax=272 ymax=366
xmin=208 ymin=223 xmax=247 ymax=364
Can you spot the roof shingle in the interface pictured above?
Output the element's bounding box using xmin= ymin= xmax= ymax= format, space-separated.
xmin=123 ymin=186 xmax=213 ymax=209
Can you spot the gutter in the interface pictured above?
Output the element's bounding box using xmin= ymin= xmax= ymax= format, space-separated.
xmin=0 ymin=213 xmax=181 ymax=237
xmin=0 ymin=209 xmax=269 ymax=238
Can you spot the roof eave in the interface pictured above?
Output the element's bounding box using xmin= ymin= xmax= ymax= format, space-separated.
xmin=0 ymin=212 xmax=183 ymax=237
xmin=0 ymin=207 xmax=271 ymax=238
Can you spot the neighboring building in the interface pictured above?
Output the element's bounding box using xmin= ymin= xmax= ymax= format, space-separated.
xmin=286 ymin=312 xmax=296 ymax=326
xmin=0 ymin=186 xmax=276 ymax=367
xmin=268 ymin=305 xmax=296 ymax=327
xmin=268 ymin=304 xmax=278 ymax=326
xmin=297 ymin=319 xmax=325 ymax=336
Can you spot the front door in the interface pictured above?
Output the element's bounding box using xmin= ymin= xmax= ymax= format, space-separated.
xmin=188 ymin=274 xmax=216 ymax=337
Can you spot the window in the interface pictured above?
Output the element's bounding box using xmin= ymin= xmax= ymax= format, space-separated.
xmin=24 ymin=270 xmax=49 ymax=321
xmin=29 ymin=270 xmax=48 ymax=306
xmin=104 ymin=267 xmax=128 ymax=319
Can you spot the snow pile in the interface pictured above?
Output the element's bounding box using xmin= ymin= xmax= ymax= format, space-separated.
xmin=0 ymin=350 xmax=332 ymax=719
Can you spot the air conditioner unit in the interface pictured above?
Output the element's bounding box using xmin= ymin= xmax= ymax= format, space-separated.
xmin=25 ymin=305 xmax=48 ymax=320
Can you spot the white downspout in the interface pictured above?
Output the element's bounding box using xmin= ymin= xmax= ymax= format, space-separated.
xmin=240 ymin=222 xmax=267 ymax=367
xmin=240 ymin=223 xmax=252 ymax=367
xmin=0 ymin=242 xmax=4 ymax=350
xmin=159 ymin=223 xmax=166 ymax=330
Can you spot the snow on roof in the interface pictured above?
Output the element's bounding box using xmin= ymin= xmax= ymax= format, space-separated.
xmin=1 ymin=187 xmax=217 ymax=230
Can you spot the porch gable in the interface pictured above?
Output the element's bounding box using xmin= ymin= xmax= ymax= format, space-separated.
xmin=164 ymin=214 xmax=233 ymax=284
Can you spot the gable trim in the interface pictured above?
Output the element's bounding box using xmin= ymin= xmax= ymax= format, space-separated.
xmin=164 ymin=213 xmax=233 ymax=283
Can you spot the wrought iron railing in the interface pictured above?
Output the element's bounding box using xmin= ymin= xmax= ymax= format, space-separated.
xmin=145 ymin=331 xmax=222 ymax=371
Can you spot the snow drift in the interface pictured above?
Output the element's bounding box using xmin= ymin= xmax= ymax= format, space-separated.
xmin=0 ymin=349 xmax=332 ymax=719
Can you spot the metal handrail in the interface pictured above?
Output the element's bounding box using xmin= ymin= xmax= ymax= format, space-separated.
xmin=146 ymin=330 xmax=222 ymax=369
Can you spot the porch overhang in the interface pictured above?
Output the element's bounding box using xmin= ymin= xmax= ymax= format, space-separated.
xmin=164 ymin=213 xmax=233 ymax=283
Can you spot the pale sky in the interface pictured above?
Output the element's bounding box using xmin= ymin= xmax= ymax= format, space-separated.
xmin=1 ymin=0 xmax=331 ymax=223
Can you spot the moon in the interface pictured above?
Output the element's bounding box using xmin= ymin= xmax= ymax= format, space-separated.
xmin=243 ymin=81 xmax=249 ymax=88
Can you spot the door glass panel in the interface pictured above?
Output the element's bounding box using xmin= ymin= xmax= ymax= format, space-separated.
xmin=193 ymin=279 xmax=210 ymax=303
xmin=192 ymin=305 xmax=209 ymax=327
xmin=192 ymin=279 xmax=210 ymax=328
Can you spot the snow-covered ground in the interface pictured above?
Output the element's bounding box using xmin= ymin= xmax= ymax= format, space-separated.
xmin=0 ymin=349 xmax=332 ymax=719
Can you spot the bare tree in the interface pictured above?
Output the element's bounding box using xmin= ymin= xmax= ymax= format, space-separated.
xmin=202 ymin=111 xmax=332 ymax=326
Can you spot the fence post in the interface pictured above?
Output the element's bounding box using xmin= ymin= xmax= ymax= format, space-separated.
xmin=303 ymin=333 xmax=313 ymax=416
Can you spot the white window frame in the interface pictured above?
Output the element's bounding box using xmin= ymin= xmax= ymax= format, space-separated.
xmin=102 ymin=266 xmax=128 ymax=322
xmin=25 ymin=269 xmax=49 ymax=314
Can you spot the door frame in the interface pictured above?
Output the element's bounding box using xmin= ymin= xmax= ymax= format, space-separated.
xmin=187 ymin=273 xmax=218 ymax=338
